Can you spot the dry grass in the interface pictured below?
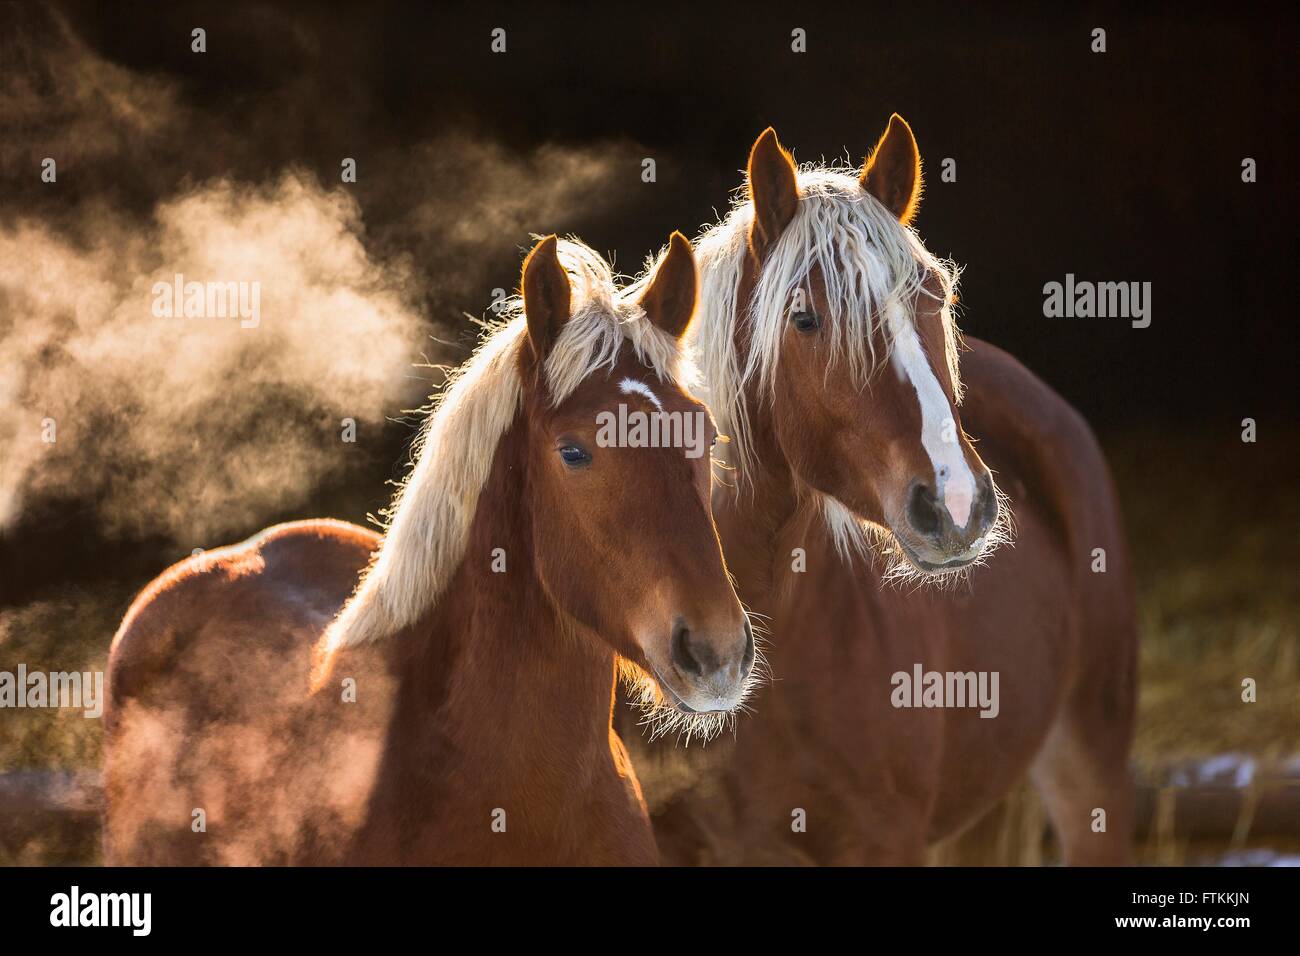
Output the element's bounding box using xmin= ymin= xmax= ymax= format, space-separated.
xmin=0 ymin=585 xmax=127 ymax=773
xmin=930 ymin=427 xmax=1300 ymax=864
xmin=1122 ymin=432 xmax=1300 ymax=763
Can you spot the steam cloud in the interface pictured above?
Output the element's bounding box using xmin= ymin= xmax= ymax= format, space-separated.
xmin=0 ymin=174 xmax=425 ymax=541
xmin=0 ymin=8 xmax=642 ymax=546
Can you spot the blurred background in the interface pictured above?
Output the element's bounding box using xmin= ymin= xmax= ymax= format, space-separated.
xmin=1 ymin=1 xmax=1296 ymax=864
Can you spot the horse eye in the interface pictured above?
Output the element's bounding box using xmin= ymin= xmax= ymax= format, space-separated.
xmin=558 ymin=445 xmax=591 ymax=466
xmin=792 ymin=311 xmax=820 ymax=333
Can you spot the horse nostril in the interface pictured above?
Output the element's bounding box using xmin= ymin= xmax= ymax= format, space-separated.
xmin=740 ymin=619 xmax=756 ymax=674
xmin=975 ymin=476 xmax=998 ymax=529
xmin=907 ymin=483 xmax=944 ymax=537
xmin=671 ymin=621 xmax=704 ymax=676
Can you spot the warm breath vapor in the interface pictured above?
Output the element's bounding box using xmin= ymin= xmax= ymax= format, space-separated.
xmin=0 ymin=8 xmax=641 ymax=545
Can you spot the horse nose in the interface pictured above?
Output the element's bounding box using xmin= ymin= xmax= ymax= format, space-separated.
xmin=671 ymin=617 xmax=754 ymax=685
xmin=906 ymin=474 xmax=996 ymax=544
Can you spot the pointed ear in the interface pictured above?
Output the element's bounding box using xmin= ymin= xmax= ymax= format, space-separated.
xmin=747 ymin=127 xmax=799 ymax=257
xmin=521 ymin=235 xmax=571 ymax=361
xmin=639 ymin=232 xmax=697 ymax=339
xmin=860 ymin=113 xmax=922 ymax=225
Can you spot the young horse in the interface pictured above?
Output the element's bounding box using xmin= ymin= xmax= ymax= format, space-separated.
xmin=103 ymin=233 xmax=756 ymax=865
xmin=649 ymin=118 xmax=1136 ymax=865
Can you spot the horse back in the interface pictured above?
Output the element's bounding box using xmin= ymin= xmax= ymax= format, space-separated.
xmin=103 ymin=519 xmax=387 ymax=865
xmin=960 ymin=338 xmax=1126 ymax=568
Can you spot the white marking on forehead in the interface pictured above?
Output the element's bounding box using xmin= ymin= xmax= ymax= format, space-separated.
xmin=619 ymin=377 xmax=665 ymax=412
xmin=886 ymin=304 xmax=977 ymax=528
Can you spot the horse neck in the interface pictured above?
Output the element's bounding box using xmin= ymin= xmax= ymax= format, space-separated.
xmin=711 ymin=273 xmax=822 ymax=600
xmin=393 ymin=417 xmax=621 ymax=799
xmin=715 ymin=408 xmax=819 ymax=605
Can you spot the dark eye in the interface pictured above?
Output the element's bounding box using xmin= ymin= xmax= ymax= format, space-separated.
xmin=558 ymin=444 xmax=591 ymax=467
xmin=792 ymin=311 xmax=820 ymax=333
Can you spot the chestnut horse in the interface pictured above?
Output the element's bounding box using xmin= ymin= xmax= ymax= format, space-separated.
xmin=648 ymin=119 xmax=1136 ymax=865
xmin=104 ymin=233 xmax=755 ymax=865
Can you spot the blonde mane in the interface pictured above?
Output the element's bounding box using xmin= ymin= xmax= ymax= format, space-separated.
xmin=692 ymin=165 xmax=963 ymax=483
xmin=323 ymin=239 xmax=692 ymax=651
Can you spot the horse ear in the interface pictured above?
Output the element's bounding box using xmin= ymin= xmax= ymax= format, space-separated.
xmin=860 ymin=113 xmax=922 ymax=225
xmin=521 ymin=235 xmax=571 ymax=361
xmin=639 ymin=232 xmax=698 ymax=339
xmin=747 ymin=127 xmax=799 ymax=257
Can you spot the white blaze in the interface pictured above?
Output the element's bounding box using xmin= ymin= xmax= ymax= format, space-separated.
xmin=619 ymin=377 xmax=665 ymax=412
xmin=887 ymin=307 xmax=976 ymax=528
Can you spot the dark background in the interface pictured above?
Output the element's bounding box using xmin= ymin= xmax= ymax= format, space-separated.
xmin=9 ymin=0 xmax=1297 ymax=425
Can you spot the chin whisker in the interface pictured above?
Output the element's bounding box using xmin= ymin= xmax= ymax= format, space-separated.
xmin=818 ymin=485 xmax=1016 ymax=592
xmin=615 ymin=618 xmax=767 ymax=747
